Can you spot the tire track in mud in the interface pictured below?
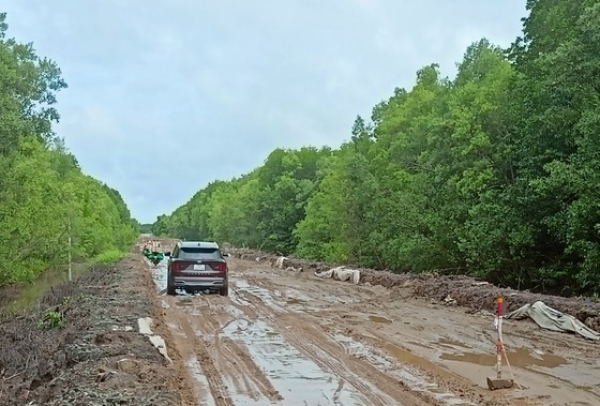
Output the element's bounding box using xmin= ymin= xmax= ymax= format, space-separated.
xmin=237 ymin=269 xmax=593 ymax=406
xmin=197 ymin=297 xmax=284 ymax=403
xmin=233 ymin=277 xmax=446 ymax=406
xmin=169 ymin=294 xmax=285 ymax=405
xmin=136 ymin=255 xmax=201 ymax=406
xmin=170 ymin=301 xmax=233 ymax=406
xmin=343 ymin=327 xmax=500 ymax=405
xmin=237 ymin=271 xmax=548 ymax=406
xmin=157 ymin=258 xmax=504 ymax=405
xmin=276 ymin=318 xmax=434 ymax=406
xmin=166 ymin=279 xmax=394 ymax=405
xmin=219 ymin=335 xmax=284 ymax=402
xmin=231 ymin=290 xmax=384 ymax=406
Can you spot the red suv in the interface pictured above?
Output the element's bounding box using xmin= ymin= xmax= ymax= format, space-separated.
xmin=164 ymin=241 xmax=229 ymax=296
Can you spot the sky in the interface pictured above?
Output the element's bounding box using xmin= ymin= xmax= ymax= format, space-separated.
xmin=3 ymin=1 xmax=527 ymax=223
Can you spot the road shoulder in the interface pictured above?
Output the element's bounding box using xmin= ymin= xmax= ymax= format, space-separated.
xmin=0 ymin=255 xmax=194 ymax=406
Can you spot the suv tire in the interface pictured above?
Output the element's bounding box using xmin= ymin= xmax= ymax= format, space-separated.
xmin=166 ymin=272 xmax=176 ymax=295
xmin=219 ymin=286 xmax=229 ymax=297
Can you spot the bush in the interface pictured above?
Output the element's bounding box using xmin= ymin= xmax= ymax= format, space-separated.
xmin=93 ymin=250 xmax=128 ymax=265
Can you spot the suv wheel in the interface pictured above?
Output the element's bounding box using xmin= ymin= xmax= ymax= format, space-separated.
xmin=219 ymin=286 xmax=229 ymax=297
xmin=166 ymin=272 xmax=176 ymax=295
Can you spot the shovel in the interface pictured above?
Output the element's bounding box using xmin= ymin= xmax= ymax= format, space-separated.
xmin=486 ymin=295 xmax=514 ymax=391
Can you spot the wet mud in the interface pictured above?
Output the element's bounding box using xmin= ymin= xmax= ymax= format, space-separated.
xmin=232 ymin=249 xmax=600 ymax=332
xmin=145 ymin=244 xmax=600 ymax=406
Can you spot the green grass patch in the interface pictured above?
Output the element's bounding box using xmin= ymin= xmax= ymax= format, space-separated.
xmin=93 ymin=249 xmax=128 ymax=265
xmin=0 ymin=261 xmax=87 ymax=317
xmin=0 ymin=250 xmax=129 ymax=317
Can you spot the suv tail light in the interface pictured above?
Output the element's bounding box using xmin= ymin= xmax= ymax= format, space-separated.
xmin=171 ymin=261 xmax=185 ymax=272
xmin=210 ymin=262 xmax=227 ymax=272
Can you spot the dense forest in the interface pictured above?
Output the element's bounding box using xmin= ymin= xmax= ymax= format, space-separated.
xmin=153 ymin=0 xmax=600 ymax=296
xmin=0 ymin=13 xmax=138 ymax=286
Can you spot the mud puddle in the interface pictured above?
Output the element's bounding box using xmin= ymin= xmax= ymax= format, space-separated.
xmin=440 ymin=347 xmax=566 ymax=370
xmin=439 ymin=345 xmax=600 ymax=401
xmin=222 ymin=318 xmax=366 ymax=405
xmin=334 ymin=333 xmax=475 ymax=405
xmin=234 ymin=279 xmax=287 ymax=313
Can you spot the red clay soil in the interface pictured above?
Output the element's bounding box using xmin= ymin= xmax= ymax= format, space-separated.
xmin=231 ymin=248 xmax=600 ymax=332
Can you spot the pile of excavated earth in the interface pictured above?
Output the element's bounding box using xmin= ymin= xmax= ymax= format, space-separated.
xmin=232 ymin=248 xmax=600 ymax=332
xmin=0 ymin=255 xmax=190 ymax=406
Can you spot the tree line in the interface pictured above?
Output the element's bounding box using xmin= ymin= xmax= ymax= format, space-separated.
xmin=153 ymin=0 xmax=600 ymax=297
xmin=0 ymin=13 xmax=138 ymax=286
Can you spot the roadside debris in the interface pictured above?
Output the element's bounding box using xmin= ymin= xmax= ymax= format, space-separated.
xmin=314 ymin=266 xmax=361 ymax=284
xmin=443 ymin=295 xmax=457 ymax=305
xmin=270 ymin=256 xmax=289 ymax=268
xmin=506 ymin=301 xmax=600 ymax=341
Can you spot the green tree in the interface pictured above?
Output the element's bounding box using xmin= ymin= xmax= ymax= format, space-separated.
xmin=0 ymin=13 xmax=138 ymax=286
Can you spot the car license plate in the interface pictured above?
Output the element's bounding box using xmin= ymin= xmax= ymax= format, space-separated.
xmin=193 ymin=264 xmax=206 ymax=271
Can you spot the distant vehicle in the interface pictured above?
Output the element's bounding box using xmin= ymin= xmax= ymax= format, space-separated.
xmin=164 ymin=241 xmax=230 ymax=296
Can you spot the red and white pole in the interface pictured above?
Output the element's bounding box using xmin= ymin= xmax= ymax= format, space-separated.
xmin=496 ymin=295 xmax=504 ymax=379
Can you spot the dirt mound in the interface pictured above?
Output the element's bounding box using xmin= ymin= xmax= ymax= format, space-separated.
xmin=413 ymin=276 xmax=600 ymax=331
xmin=231 ymin=248 xmax=600 ymax=332
xmin=0 ymin=257 xmax=183 ymax=406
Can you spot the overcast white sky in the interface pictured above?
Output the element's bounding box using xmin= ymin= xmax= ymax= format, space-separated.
xmin=3 ymin=1 xmax=527 ymax=223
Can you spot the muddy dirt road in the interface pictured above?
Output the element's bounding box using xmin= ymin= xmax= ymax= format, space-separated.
xmin=148 ymin=255 xmax=600 ymax=406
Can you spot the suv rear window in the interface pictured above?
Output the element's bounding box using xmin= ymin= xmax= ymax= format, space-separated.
xmin=179 ymin=247 xmax=221 ymax=260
